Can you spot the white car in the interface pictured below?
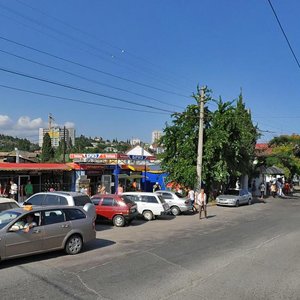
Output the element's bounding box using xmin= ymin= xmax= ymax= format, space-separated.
xmin=216 ymin=189 xmax=252 ymax=207
xmin=0 ymin=197 xmax=21 ymax=212
xmin=155 ymin=191 xmax=193 ymax=215
xmin=122 ymin=192 xmax=170 ymax=221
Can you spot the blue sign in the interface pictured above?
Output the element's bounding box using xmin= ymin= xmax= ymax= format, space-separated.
xmin=129 ymin=155 xmax=147 ymax=160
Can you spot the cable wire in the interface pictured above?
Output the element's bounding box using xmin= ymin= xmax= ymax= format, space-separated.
xmin=0 ymin=48 xmax=184 ymax=109
xmin=0 ymin=35 xmax=189 ymax=99
xmin=0 ymin=65 xmax=176 ymax=113
xmin=0 ymin=83 xmax=170 ymax=115
xmin=267 ymin=0 xmax=300 ymax=69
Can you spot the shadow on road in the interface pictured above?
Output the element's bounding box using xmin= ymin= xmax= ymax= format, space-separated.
xmin=0 ymin=238 xmax=115 ymax=269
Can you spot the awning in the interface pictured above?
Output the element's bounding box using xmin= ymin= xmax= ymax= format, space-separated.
xmin=118 ymin=174 xmax=147 ymax=180
xmin=121 ymin=164 xmax=149 ymax=171
xmin=0 ymin=163 xmax=72 ymax=171
xmin=260 ymin=165 xmax=284 ymax=175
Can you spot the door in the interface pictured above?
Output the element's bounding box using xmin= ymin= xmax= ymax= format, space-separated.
xmin=140 ymin=195 xmax=161 ymax=215
xmin=98 ymin=197 xmax=116 ymax=220
xmin=4 ymin=212 xmax=43 ymax=259
xmin=42 ymin=209 xmax=71 ymax=250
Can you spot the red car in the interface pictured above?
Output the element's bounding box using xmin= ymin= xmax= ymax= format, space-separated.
xmin=91 ymin=194 xmax=138 ymax=227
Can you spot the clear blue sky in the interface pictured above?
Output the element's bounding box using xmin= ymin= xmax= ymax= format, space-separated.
xmin=0 ymin=0 xmax=299 ymax=144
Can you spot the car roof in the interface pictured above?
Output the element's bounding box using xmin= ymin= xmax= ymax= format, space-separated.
xmin=91 ymin=194 xmax=122 ymax=198
xmin=122 ymin=192 xmax=158 ymax=196
xmin=31 ymin=191 xmax=88 ymax=197
xmin=2 ymin=205 xmax=83 ymax=214
xmin=0 ymin=197 xmax=19 ymax=204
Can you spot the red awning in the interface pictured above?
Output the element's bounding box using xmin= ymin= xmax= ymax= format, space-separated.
xmin=0 ymin=163 xmax=72 ymax=171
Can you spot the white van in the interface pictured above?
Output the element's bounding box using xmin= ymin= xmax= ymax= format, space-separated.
xmin=122 ymin=192 xmax=170 ymax=221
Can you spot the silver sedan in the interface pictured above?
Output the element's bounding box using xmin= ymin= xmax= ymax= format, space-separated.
xmin=0 ymin=205 xmax=96 ymax=261
xmin=216 ymin=189 xmax=252 ymax=207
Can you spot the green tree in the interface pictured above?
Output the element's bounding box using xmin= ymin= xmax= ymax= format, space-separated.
xmin=41 ymin=133 xmax=54 ymax=162
xmin=160 ymin=88 xmax=259 ymax=193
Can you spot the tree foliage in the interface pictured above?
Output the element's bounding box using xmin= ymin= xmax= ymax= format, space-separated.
xmin=159 ymin=88 xmax=259 ymax=191
xmin=266 ymin=135 xmax=300 ymax=179
xmin=41 ymin=133 xmax=54 ymax=162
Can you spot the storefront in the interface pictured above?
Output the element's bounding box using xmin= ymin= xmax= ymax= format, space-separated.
xmin=0 ymin=162 xmax=73 ymax=201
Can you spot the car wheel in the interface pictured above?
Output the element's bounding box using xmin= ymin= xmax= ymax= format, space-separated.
xmin=113 ymin=215 xmax=125 ymax=227
xmin=171 ymin=206 xmax=180 ymax=216
xmin=65 ymin=234 xmax=83 ymax=255
xmin=248 ymin=198 xmax=252 ymax=205
xmin=143 ymin=210 xmax=153 ymax=221
xmin=235 ymin=200 xmax=240 ymax=207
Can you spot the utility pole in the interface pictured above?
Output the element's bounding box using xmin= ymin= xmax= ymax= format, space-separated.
xmin=196 ymin=86 xmax=206 ymax=191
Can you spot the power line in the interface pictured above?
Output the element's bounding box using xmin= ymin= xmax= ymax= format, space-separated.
xmin=14 ymin=0 xmax=193 ymax=92
xmin=0 ymin=48 xmax=184 ymax=109
xmin=0 ymin=35 xmax=189 ymax=99
xmin=0 ymin=83 xmax=170 ymax=115
xmin=1 ymin=2 xmax=191 ymax=96
xmin=0 ymin=65 xmax=176 ymax=113
xmin=267 ymin=0 xmax=300 ymax=69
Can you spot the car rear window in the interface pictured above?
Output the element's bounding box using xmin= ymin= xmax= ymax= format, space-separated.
xmin=224 ymin=190 xmax=239 ymax=196
xmin=122 ymin=197 xmax=135 ymax=205
xmin=64 ymin=208 xmax=86 ymax=220
xmin=0 ymin=202 xmax=19 ymax=212
xmin=73 ymin=195 xmax=92 ymax=206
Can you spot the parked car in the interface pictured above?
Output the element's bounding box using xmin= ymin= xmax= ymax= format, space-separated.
xmin=216 ymin=189 xmax=252 ymax=207
xmin=155 ymin=191 xmax=193 ymax=215
xmin=0 ymin=197 xmax=20 ymax=212
xmin=0 ymin=205 xmax=96 ymax=261
xmin=91 ymin=194 xmax=138 ymax=227
xmin=24 ymin=191 xmax=96 ymax=219
xmin=122 ymin=192 xmax=170 ymax=221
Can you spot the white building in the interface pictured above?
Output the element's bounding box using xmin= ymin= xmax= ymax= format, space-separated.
xmin=39 ymin=127 xmax=75 ymax=148
xmin=152 ymin=130 xmax=163 ymax=144
xmin=130 ymin=138 xmax=141 ymax=146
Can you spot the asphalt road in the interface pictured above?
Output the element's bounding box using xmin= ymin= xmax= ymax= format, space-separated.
xmin=1 ymin=195 xmax=300 ymax=300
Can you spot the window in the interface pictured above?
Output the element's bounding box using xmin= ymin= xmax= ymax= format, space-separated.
xmin=43 ymin=210 xmax=65 ymax=225
xmin=44 ymin=195 xmax=59 ymax=205
xmin=64 ymin=209 xmax=86 ymax=221
xmin=141 ymin=196 xmax=158 ymax=203
xmin=92 ymin=198 xmax=100 ymax=205
xmin=0 ymin=202 xmax=19 ymax=212
xmin=58 ymin=196 xmax=68 ymax=205
xmin=74 ymin=195 xmax=92 ymax=206
xmin=26 ymin=194 xmax=45 ymax=205
xmin=123 ymin=195 xmax=140 ymax=202
xmin=101 ymin=198 xmax=114 ymax=206
xmin=122 ymin=197 xmax=135 ymax=205
xmin=160 ymin=192 xmax=173 ymax=199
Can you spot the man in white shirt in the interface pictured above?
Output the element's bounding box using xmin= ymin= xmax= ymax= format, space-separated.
xmin=188 ymin=188 xmax=196 ymax=212
xmin=9 ymin=180 xmax=18 ymax=201
xmin=196 ymin=188 xmax=207 ymax=219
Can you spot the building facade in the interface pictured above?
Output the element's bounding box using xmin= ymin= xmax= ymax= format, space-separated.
xmin=39 ymin=127 xmax=75 ymax=148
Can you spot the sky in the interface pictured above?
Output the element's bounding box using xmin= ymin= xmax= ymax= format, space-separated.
xmin=1 ymin=0 xmax=300 ymax=144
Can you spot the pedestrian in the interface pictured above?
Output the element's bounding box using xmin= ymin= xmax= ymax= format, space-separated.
xmin=9 ymin=180 xmax=18 ymax=201
xmin=259 ymin=182 xmax=266 ymax=199
xmin=196 ymin=188 xmax=207 ymax=219
xmin=270 ymin=182 xmax=277 ymax=198
xmin=24 ymin=180 xmax=33 ymax=199
xmin=187 ymin=187 xmax=197 ymax=213
xmin=117 ymin=183 xmax=123 ymax=194
xmin=153 ymin=182 xmax=161 ymax=192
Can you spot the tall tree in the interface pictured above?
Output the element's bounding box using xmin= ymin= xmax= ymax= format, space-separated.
xmin=159 ymin=88 xmax=259 ymax=192
xmin=41 ymin=133 xmax=54 ymax=162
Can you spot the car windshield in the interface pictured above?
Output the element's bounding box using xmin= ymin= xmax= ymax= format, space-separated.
xmin=224 ymin=190 xmax=239 ymax=196
xmin=122 ymin=197 xmax=135 ymax=205
xmin=0 ymin=210 xmax=22 ymax=229
xmin=175 ymin=192 xmax=185 ymax=198
xmin=0 ymin=202 xmax=19 ymax=212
